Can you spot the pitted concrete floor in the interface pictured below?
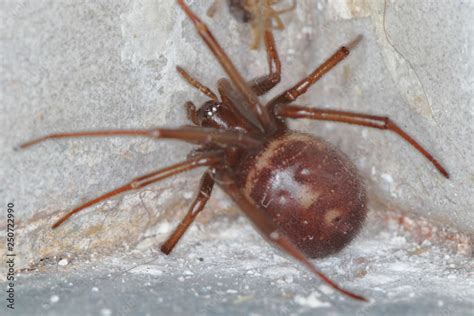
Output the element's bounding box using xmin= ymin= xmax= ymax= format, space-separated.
xmin=7 ymin=216 xmax=474 ymax=316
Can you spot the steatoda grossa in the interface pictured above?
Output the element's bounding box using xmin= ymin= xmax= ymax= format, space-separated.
xmin=19 ymin=0 xmax=449 ymax=302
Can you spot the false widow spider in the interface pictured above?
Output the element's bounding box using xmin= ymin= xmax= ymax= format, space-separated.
xmin=19 ymin=0 xmax=449 ymax=302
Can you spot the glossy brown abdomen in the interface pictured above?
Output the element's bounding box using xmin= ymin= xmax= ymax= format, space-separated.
xmin=242 ymin=132 xmax=367 ymax=258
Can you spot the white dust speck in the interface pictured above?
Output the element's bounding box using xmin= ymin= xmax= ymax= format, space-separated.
xmin=226 ymin=289 xmax=238 ymax=294
xmin=371 ymin=166 xmax=377 ymax=176
xmin=58 ymin=259 xmax=68 ymax=266
xmin=302 ymin=27 xmax=313 ymax=34
xmin=319 ymin=285 xmax=335 ymax=295
xmin=270 ymin=231 xmax=280 ymax=240
xmin=294 ymin=291 xmax=331 ymax=308
xmin=100 ymin=308 xmax=112 ymax=316
xmin=50 ymin=295 xmax=59 ymax=303
xmin=178 ymin=276 xmax=185 ymax=282
xmin=183 ymin=270 xmax=194 ymax=276
xmin=130 ymin=265 xmax=163 ymax=276
xmin=362 ymin=128 xmax=368 ymax=139
xmin=381 ymin=173 xmax=394 ymax=184
xmin=92 ymin=287 xmax=99 ymax=292
xmin=157 ymin=221 xmax=171 ymax=234
xmin=388 ymin=262 xmax=411 ymax=272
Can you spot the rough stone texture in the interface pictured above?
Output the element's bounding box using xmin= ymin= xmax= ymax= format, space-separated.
xmin=0 ymin=0 xmax=473 ymax=314
xmin=7 ymin=215 xmax=474 ymax=316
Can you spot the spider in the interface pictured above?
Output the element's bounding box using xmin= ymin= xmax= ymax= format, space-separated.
xmin=19 ymin=0 xmax=449 ymax=302
xmin=207 ymin=0 xmax=296 ymax=49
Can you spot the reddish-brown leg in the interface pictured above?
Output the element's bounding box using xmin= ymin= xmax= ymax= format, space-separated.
xmin=176 ymin=66 xmax=219 ymax=101
xmin=51 ymin=155 xmax=221 ymax=229
xmin=248 ymin=30 xmax=281 ymax=96
xmin=267 ymin=36 xmax=362 ymax=110
xmin=161 ymin=171 xmax=214 ymax=255
xmin=18 ymin=126 xmax=261 ymax=149
xmin=177 ymin=0 xmax=275 ymax=133
xmin=277 ymin=104 xmax=449 ymax=178
xmin=185 ymin=101 xmax=200 ymax=125
xmin=216 ymin=170 xmax=368 ymax=302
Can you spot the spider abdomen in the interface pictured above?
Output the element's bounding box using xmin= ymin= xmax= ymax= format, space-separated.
xmin=241 ymin=132 xmax=367 ymax=258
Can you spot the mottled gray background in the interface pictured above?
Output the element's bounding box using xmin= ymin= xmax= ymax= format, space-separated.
xmin=0 ymin=0 xmax=473 ymax=315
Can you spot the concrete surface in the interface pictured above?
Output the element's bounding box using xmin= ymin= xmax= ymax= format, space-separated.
xmin=0 ymin=0 xmax=473 ymax=315
xmin=8 ymin=215 xmax=474 ymax=316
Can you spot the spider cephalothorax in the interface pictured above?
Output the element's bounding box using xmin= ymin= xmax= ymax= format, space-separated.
xmin=20 ymin=0 xmax=448 ymax=302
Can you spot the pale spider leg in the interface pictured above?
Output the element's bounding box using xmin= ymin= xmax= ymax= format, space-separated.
xmin=52 ymin=155 xmax=222 ymax=229
xmin=277 ymin=104 xmax=449 ymax=178
xmin=206 ymin=0 xmax=223 ymax=18
xmin=177 ymin=0 xmax=276 ymax=133
xmin=161 ymin=170 xmax=214 ymax=255
xmin=272 ymin=0 xmax=296 ymax=27
xmin=18 ymin=126 xmax=261 ymax=149
xmin=217 ymin=170 xmax=368 ymax=302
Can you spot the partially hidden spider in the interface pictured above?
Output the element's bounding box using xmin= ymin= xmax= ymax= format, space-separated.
xmin=19 ymin=0 xmax=449 ymax=302
xmin=207 ymin=0 xmax=296 ymax=49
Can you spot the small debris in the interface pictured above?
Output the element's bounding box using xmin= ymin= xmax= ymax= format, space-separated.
xmin=233 ymin=295 xmax=254 ymax=304
xmin=100 ymin=308 xmax=112 ymax=316
xmin=50 ymin=295 xmax=59 ymax=304
xmin=294 ymin=291 xmax=331 ymax=308
xmin=130 ymin=265 xmax=163 ymax=276
xmin=319 ymin=285 xmax=335 ymax=295
xmin=58 ymin=259 xmax=68 ymax=266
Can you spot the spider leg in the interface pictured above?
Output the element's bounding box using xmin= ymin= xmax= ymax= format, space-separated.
xmin=18 ymin=126 xmax=261 ymax=149
xmin=273 ymin=0 xmax=297 ymax=20
xmin=177 ymin=0 xmax=275 ymax=133
xmin=161 ymin=170 xmax=214 ymax=255
xmin=206 ymin=0 xmax=223 ymax=18
xmin=176 ymin=66 xmax=219 ymax=101
xmin=185 ymin=101 xmax=200 ymax=125
xmin=264 ymin=0 xmax=296 ymax=31
xmin=216 ymin=170 xmax=368 ymax=302
xmin=278 ymin=104 xmax=449 ymax=178
xmin=51 ymin=154 xmax=221 ymax=229
xmin=267 ymin=35 xmax=362 ymax=111
xmin=248 ymin=30 xmax=281 ymax=96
